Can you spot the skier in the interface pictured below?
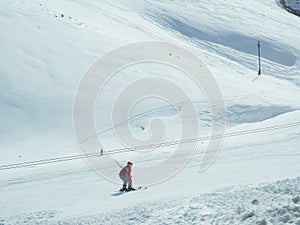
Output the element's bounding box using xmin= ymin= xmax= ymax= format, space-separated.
xmin=119 ymin=161 xmax=136 ymax=191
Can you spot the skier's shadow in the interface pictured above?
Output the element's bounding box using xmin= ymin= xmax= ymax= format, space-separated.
xmin=111 ymin=192 xmax=126 ymax=197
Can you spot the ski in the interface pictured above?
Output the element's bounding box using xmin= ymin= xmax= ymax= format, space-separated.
xmin=112 ymin=186 xmax=147 ymax=196
xmin=131 ymin=186 xmax=147 ymax=191
xmin=122 ymin=186 xmax=147 ymax=192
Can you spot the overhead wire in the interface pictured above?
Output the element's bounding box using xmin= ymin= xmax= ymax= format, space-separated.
xmin=1 ymin=121 xmax=300 ymax=171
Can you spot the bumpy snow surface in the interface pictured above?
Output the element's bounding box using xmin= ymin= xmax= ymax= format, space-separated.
xmin=2 ymin=177 xmax=300 ymax=225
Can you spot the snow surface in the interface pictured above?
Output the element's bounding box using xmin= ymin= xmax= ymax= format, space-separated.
xmin=3 ymin=177 xmax=300 ymax=225
xmin=284 ymin=0 xmax=300 ymax=11
xmin=1 ymin=0 xmax=300 ymax=224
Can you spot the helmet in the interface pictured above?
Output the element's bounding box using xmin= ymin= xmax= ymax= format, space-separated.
xmin=127 ymin=161 xmax=133 ymax=166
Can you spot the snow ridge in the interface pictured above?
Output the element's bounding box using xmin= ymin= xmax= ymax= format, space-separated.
xmin=3 ymin=177 xmax=300 ymax=225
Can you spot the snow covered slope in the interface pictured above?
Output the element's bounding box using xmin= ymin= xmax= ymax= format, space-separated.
xmin=0 ymin=0 xmax=300 ymax=224
xmin=4 ymin=177 xmax=300 ymax=225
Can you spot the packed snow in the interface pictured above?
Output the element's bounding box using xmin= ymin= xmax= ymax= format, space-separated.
xmin=3 ymin=177 xmax=300 ymax=225
xmin=0 ymin=0 xmax=300 ymax=224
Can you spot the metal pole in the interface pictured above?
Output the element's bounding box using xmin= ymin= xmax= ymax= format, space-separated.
xmin=258 ymin=41 xmax=261 ymax=75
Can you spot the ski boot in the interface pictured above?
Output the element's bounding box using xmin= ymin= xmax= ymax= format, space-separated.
xmin=127 ymin=185 xmax=136 ymax=191
xmin=119 ymin=185 xmax=127 ymax=191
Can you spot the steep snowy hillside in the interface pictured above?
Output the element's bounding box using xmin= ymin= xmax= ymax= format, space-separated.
xmin=0 ymin=0 xmax=300 ymax=224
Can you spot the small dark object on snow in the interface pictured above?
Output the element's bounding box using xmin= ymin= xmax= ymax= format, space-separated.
xmin=251 ymin=199 xmax=259 ymax=205
xmin=256 ymin=219 xmax=267 ymax=225
xmin=292 ymin=196 xmax=300 ymax=204
xmin=241 ymin=210 xmax=255 ymax=221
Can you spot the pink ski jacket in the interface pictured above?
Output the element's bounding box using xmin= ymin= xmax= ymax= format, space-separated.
xmin=119 ymin=165 xmax=131 ymax=177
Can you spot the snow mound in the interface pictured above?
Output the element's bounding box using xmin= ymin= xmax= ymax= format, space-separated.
xmin=3 ymin=177 xmax=300 ymax=225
